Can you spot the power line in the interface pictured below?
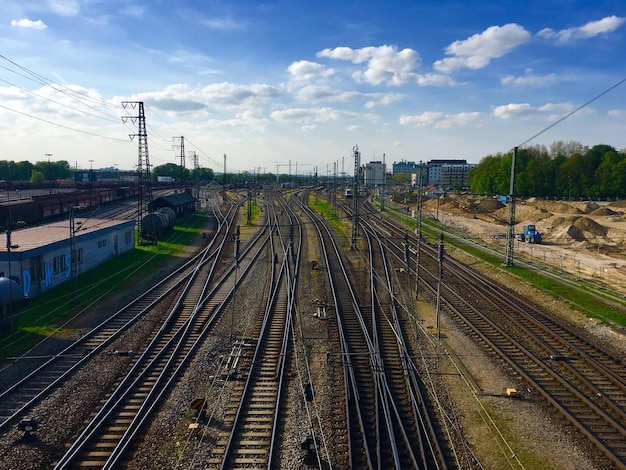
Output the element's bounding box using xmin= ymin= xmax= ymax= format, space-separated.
xmin=518 ymin=76 xmax=626 ymax=148
xmin=0 ymin=102 xmax=130 ymax=142
xmin=0 ymin=76 xmax=120 ymax=124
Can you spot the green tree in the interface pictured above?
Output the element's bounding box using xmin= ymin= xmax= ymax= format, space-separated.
xmin=30 ymin=170 xmax=45 ymax=184
xmin=393 ymin=172 xmax=409 ymax=185
xmin=152 ymin=163 xmax=185 ymax=181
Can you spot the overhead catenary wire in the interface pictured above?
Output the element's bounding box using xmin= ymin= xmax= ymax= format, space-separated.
xmin=517 ymin=76 xmax=626 ymax=149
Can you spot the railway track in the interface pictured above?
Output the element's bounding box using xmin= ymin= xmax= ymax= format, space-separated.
xmin=300 ymin=192 xmax=451 ymax=469
xmin=365 ymin=201 xmax=626 ymax=467
xmin=207 ymin=191 xmax=300 ymax=469
xmin=53 ymin=198 xmax=272 ymax=468
xmin=0 ymin=200 xmax=233 ymax=436
xmin=363 ymin=223 xmax=451 ymax=469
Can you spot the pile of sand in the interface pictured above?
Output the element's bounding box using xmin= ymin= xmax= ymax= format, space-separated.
xmin=541 ymin=216 xmax=608 ymax=243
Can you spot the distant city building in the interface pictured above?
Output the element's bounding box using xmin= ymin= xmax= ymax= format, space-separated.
xmin=410 ymin=162 xmax=429 ymax=187
xmin=363 ymin=161 xmax=386 ymax=186
xmin=392 ymin=158 xmax=474 ymax=188
xmin=392 ymin=160 xmax=420 ymax=176
xmin=74 ymin=169 xmax=138 ymax=183
xmin=427 ymin=159 xmax=475 ymax=188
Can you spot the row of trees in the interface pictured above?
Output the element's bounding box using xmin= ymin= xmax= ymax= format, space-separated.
xmin=468 ymin=142 xmax=626 ymax=199
xmin=0 ymin=160 xmax=217 ymax=185
xmin=152 ymin=163 xmax=214 ymax=183
xmin=0 ymin=160 xmax=73 ymax=183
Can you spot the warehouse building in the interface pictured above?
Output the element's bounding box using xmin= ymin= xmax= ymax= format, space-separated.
xmin=0 ymin=218 xmax=135 ymax=299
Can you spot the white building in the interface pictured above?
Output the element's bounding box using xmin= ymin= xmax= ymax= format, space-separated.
xmin=363 ymin=161 xmax=386 ymax=186
xmin=0 ymin=218 xmax=135 ymax=299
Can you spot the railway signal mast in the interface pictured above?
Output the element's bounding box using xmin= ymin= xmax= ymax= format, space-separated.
xmin=122 ymin=101 xmax=153 ymax=244
xmin=351 ymin=145 xmax=360 ymax=251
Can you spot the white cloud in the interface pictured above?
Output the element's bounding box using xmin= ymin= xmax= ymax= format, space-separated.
xmin=47 ymin=0 xmax=80 ymax=17
xmin=317 ymin=45 xmax=421 ymax=86
xmin=608 ymin=109 xmax=624 ymax=118
xmin=271 ymin=107 xmax=360 ymax=124
xmin=501 ymin=69 xmax=556 ymax=86
xmin=493 ymin=103 xmax=535 ymax=119
xmin=399 ymin=111 xmax=482 ymax=128
xmin=293 ymin=85 xmax=361 ymax=103
xmin=434 ymin=24 xmax=531 ymax=73
xmin=364 ymin=92 xmax=404 ymax=109
xmin=131 ymin=82 xmax=281 ymax=114
xmin=493 ymin=101 xmax=576 ymax=120
xmin=288 ymin=60 xmax=334 ymax=81
xmin=11 ymin=18 xmax=47 ymax=30
xmin=415 ymin=73 xmax=457 ymax=86
xmin=538 ymin=15 xmax=625 ymax=44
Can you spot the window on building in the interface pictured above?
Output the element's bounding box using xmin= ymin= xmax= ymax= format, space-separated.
xmin=52 ymin=255 xmax=66 ymax=275
xmin=30 ymin=256 xmax=43 ymax=281
xmin=98 ymin=239 xmax=106 ymax=248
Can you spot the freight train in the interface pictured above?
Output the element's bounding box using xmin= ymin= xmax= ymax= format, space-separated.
xmin=0 ymin=187 xmax=136 ymax=231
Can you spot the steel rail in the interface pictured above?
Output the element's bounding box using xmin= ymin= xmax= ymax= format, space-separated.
xmin=53 ymin=202 xmax=270 ymax=468
xmin=0 ymin=199 xmax=236 ymax=435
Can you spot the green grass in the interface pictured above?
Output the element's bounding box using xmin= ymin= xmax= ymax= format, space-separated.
xmin=0 ymin=213 xmax=210 ymax=359
xmin=245 ymin=201 xmax=260 ymax=225
xmin=308 ymin=197 xmax=351 ymax=240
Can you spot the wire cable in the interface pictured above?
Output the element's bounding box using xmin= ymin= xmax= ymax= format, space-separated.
xmin=517 ymin=76 xmax=626 ymax=148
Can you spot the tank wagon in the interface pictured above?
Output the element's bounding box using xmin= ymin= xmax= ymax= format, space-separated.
xmin=0 ymin=277 xmax=28 ymax=330
xmin=141 ymin=207 xmax=176 ymax=241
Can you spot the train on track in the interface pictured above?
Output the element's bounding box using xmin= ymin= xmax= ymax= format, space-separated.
xmin=0 ymin=187 xmax=137 ymax=231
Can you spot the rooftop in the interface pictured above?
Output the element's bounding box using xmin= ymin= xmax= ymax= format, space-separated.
xmin=1 ymin=218 xmax=135 ymax=253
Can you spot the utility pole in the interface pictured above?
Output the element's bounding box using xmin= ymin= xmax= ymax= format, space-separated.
xmin=69 ymin=205 xmax=78 ymax=303
xmin=191 ymin=151 xmax=199 ymax=200
xmin=172 ymin=136 xmax=185 ymax=192
xmin=436 ymin=231 xmax=444 ymax=340
xmin=381 ymin=153 xmax=386 ymax=212
xmin=351 ymin=145 xmax=361 ymax=251
xmin=504 ymin=147 xmax=518 ymax=266
xmin=45 ymin=153 xmax=53 ymax=195
xmin=122 ymin=101 xmax=153 ymax=244
xmin=416 ymin=162 xmax=423 ymax=299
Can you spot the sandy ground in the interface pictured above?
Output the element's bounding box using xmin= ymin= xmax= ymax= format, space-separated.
xmin=417 ymin=195 xmax=626 ymax=293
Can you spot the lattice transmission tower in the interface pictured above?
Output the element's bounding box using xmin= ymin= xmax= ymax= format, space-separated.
xmin=122 ymin=101 xmax=153 ymax=243
xmin=172 ymin=136 xmax=185 ymax=193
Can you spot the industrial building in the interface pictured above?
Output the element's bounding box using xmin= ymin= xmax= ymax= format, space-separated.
xmin=363 ymin=161 xmax=386 ymax=187
xmin=0 ymin=218 xmax=135 ymax=299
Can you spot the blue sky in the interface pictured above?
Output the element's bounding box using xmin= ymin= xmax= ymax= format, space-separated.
xmin=0 ymin=1 xmax=625 ymax=175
